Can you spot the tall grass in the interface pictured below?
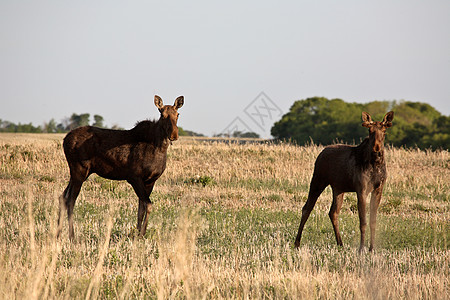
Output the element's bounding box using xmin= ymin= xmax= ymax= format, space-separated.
xmin=0 ymin=133 xmax=448 ymax=299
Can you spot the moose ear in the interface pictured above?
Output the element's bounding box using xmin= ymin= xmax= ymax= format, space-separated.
xmin=361 ymin=111 xmax=373 ymax=128
xmin=382 ymin=111 xmax=394 ymax=127
xmin=174 ymin=96 xmax=184 ymax=110
xmin=154 ymin=95 xmax=164 ymax=111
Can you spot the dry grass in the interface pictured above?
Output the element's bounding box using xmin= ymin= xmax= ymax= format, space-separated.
xmin=0 ymin=133 xmax=448 ymax=299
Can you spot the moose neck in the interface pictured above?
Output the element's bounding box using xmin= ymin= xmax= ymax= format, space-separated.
xmin=130 ymin=119 xmax=170 ymax=149
xmin=356 ymin=137 xmax=385 ymax=167
xmin=155 ymin=118 xmax=172 ymax=148
xmin=158 ymin=114 xmax=178 ymax=137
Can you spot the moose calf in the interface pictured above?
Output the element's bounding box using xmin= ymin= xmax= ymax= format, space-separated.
xmin=294 ymin=111 xmax=394 ymax=252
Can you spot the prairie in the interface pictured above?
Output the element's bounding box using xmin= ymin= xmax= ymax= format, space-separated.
xmin=0 ymin=133 xmax=448 ymax=299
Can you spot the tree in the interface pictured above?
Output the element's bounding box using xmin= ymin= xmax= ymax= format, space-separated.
xmin=271 ymin=97 xmax=448 ymax=150
xmin=232 ymin=131 xmax=260 ymax=138
xmin=93 ymin=115 xmax=104 ymax=128
xmin=178 ymin=127 xmax=205 ymax=137
xmin=0 ymin=119 xmax=13 ymax=132
xmin=271 ymin=97 xmax=366 ymax=145
xmin=43 ymin=119 xmax=57 ymax=133
xmin=68 ymin=113 xmax=90 ymax=130
xmin=421 ymin=116 xmax=450 ymax=149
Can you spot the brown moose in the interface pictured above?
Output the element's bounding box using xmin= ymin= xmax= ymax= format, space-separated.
xmin=58 ymin=95 xmax=184 ymax=241
xmin=294 ymin=111 xmax=394 ymax=252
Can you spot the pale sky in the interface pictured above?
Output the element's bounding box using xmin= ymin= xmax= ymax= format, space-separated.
xmin=1 ymin=1 xmax=449 ymax=137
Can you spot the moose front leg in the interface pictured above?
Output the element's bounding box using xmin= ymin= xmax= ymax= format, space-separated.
xmin=130 ymin=179 xmax=153 ymax=237
xmin=128 ymin=179 xmax=151 ymax=236
xmin=137 ymin=199 xmax=148 ymax=236
xmin=369 ymin=185 xmax=383 ymax=252
xmin=357 ymin=192 xmax=368 ymax=253
xmin=139 ymin=182 xmax=155 ymax=237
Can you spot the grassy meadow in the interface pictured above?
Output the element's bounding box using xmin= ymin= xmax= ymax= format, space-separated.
xmin=0 ymin=133 xmax=448 ymax=299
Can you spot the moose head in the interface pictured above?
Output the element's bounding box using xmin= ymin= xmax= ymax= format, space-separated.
xmin=362 ymin=111 xmax=394 ymax=152
xmin=154 ymin=95 xmax=184 ymax=141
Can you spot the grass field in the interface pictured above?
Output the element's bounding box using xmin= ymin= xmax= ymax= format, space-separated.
xmin=0 ymin=133 xmax=448 ymax=299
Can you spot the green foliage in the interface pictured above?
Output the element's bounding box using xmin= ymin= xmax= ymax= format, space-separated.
xmin=214 ymin=131 xmax=260 ymax=138
xmin=43 ymin=119 xmax=58 ymax=133
xmin=1 ymin=114 xmax=202 ymax=136
xmin=0 ymin=119 xmax=42 ymax=133
xmin=93 ymin=114 xmax=105 ymax=128
xmin=271 ymin=97 xmax=366 ymax=145
xmin=68 ymin=113 xmax=90 ymax=130
xmin=178 ymin=126 xmax=205 ymax=137
xmin=186 ymin=175 xmax=216 ymax=187
xmin=232 ymin=131 xmax=260 ymax=138
xmin=271 ymin=98 xmax=449 ymax=150
xmin=0 ymin=113 xmax=101 ymax=133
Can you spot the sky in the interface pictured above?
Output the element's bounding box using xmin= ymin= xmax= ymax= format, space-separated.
xmin=1 ymin=0 xmax=449 ymax=138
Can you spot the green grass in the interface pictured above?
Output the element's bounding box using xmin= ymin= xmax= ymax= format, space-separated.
xmin=5 ymin=192 xmax=444 ymax=260
xmin=0 ymin=134 xmax=448 ymax=299
xmin=1 ymin=193 xmax=448 ymax=299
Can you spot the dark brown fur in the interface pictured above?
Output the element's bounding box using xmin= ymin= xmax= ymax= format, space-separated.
xmin=58 ymin=95 xmax=184 ymax=241
xmin=294 ymin=111 xmax=394 ymax=252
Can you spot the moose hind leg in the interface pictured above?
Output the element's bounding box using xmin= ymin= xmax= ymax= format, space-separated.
xmin=67 ymin=179 xmax=83 ymax=241
xmin=329 ymin=190 xmax=344 ymax=246
xmin=57 ymin=182 xmax=72 ymax=238
xmin=57 ymin=178 xmax=83 ymax=241
xmin=294 ymin=177 xmax=327 ymax=248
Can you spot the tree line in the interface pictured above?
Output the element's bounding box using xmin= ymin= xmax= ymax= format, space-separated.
xmin=0 ymin=113 xmax=113 ymax=133
xmin=0 ymin=113 xmax=203 ymax=137
xmin=271 ymin=97 xmax=449 ymax=150
xmin=2 ymin=99 xmax=448 ymax=149
xmin=214 ymin=131 xmax=260 ymax=138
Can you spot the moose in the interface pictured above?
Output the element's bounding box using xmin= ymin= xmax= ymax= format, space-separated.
xmin=58 ymin=95 xmax=184 ymax=241
xmin=294 ymin=111 xmax=394 ymax=252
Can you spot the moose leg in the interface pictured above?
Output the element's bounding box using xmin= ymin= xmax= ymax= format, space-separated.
xmin=329 ymin=190 xmax=344 ymax=246
xmin=57 ymin=183 xmax=71 ymax=238
xmin=137 ymin=199 xmax=146 ymax=236
xmin=58 ymin=177 xmax=83 ymax=241
xmin=294 ymin=177 xmax=327 ymax=248
xmin=357 ymin=192 xmax=368 ymax=252
xmin=62 ymin=163 xmax=89 ymax=241
xmin=369 ymin=185 xmax=383 ymax=252
xmin=139 ymin=182 xmax=155 ymax=236
xmin=137 ymin=199 xmax=153 ymax=237
xmin=67 ymin=179 xmax=83 ymax=241
xmin=130 ymin=179 xmax=153 ymax=237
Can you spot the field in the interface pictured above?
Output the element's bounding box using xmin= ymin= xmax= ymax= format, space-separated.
xmin=0 ymin=133 xmax=448 ymax=299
